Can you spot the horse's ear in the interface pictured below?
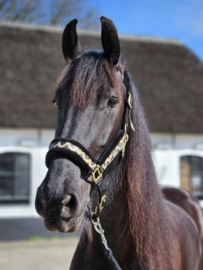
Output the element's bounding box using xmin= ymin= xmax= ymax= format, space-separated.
xmin=62 ymin=19 xmax=82 ymax=62
xmin=100 ymin=16 xmax=120 ymax=65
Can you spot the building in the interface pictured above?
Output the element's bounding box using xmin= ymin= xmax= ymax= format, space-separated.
xmin=0 ymin=22 xmax=203 ymax=239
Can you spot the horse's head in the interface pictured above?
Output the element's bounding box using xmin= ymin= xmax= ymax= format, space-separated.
xmin=35 ymin=17 xmax=130 ymax=233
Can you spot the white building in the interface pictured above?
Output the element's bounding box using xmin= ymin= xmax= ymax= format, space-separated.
xmin=0 ymin=23 xmax=203 ymax=239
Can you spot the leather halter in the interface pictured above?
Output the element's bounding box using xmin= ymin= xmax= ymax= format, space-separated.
xmin=45 ymin=91 xmax=134 ymax=220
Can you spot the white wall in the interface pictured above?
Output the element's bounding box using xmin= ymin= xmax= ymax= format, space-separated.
xmin=0 ymin=147 xmax=48 ymax=218
xmin=151 ymin=133 xmax=203 ymax=150
xmin=1 ymin=129 xmax=203 ymax=218
xmin=153 ymin=149 xmax=203 ymax=185
xmin=41 ymin=130 xmax=55 ymax=147
xmin=151 ymin=133 xmax=203 ymax=188
xmin=0 ymin=128 xmax=55 ymax=148
xmin=0 ymin=128 xmax=55 ymax=218
xmin=175 ymin=134 xmax=203 ymax=150
xmin=153 ymin=149 xmax=203 ymax=207
xmin=1 ymin=129 xmax=203 ymax=150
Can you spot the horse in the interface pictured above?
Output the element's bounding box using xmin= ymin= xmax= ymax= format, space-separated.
xmin=35 ymin=17 xmax=203 ymax=270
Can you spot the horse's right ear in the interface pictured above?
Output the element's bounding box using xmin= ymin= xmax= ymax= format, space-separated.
xmin=62 ymin=19 xmax=82 ymax=63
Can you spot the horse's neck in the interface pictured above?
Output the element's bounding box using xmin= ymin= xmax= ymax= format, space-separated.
xmin=97 ymin=188 xmax=138 ymax=268
xmin=100 ymin=189 xmax=128 ymax=249
xmin=70 ymin=189 xmax=137 ymax=270
xmin=70 ymin=189 xmax=133 ymax=270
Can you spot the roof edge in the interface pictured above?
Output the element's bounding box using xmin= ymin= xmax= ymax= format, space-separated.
xmin=0 ymin=21 xmax=182 ymax=46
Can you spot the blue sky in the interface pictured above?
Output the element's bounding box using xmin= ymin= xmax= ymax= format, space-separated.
xmin=91 ymin=0 xmax=203 ymax=61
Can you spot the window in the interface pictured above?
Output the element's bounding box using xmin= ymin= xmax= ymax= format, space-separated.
xmin=0 ymin=152 xmax=30 ymax=204
xmin=180 ymin=155 xmax=203 ymax=199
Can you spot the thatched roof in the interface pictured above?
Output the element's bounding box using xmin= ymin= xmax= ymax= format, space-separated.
xmin=1 ymin=22 xmax=203 ymax=133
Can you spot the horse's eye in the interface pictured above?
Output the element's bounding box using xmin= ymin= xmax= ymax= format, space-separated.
xmin=107 ymin=98 xmax=118 ymax=108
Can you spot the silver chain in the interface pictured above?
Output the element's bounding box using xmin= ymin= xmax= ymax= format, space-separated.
xmin=93 ymin=219 xmax=109 ymax=251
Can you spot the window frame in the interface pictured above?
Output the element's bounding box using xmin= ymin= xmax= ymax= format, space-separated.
xmin=0 ymin=151 xmax=31 ymax=205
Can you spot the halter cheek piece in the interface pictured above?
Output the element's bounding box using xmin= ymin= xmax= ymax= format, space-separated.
xmin=45 ymin=91 xmax=134 ymax=221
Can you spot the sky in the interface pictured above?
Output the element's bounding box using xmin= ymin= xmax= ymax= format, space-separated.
xmin=91 ymin=0 xmax=203 ymax=61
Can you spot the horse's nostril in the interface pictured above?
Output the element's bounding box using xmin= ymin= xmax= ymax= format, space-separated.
xmin=62 ymin=195 xmax=72 ymax=205
xmin=61 ymin=194 xmax=78 ymax=218
xmin=63 ymin=194 xmax=77 ymax=209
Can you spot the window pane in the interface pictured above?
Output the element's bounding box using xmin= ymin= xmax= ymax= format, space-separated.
xmin=0 ymin=177 xmax=13 ymax=196
xmin=0 ymin=153 xmax=13 ymax=172
xmin=180 ymin=155 xmax=203 ymax=197
xmin=0 ymin=152 xmax=30 ymax=203
xmin=15 ymin=177 xmax=29 ymax=196
xmin=15 ymin=154 xmax=29 ymax=172
xmin=191 ymin=156 xmax=201 ymax=172
xmin=180 ymin=156 xmax=191 ymax=191
xmin=191 ymin=173 xmax=202 ymax=191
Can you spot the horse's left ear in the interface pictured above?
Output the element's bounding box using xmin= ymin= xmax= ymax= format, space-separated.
xmin=100 ymin=16 xmax=120 ymax=65
xmin=62 ymin=19 xmax=82 ymax=63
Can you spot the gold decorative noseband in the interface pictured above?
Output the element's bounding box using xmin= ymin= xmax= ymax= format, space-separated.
xmin=47 ymin=131 xmax=129 ymax=184
xmin=50 ymin=140 xmax=97 ymax=170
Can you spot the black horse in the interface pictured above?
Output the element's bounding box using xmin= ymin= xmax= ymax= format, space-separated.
xmin=36 ymin=17 xmax=203 ymax=269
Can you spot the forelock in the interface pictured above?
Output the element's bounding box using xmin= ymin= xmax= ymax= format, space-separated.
xmin=56 ymin=49 xmax=125 ymax=108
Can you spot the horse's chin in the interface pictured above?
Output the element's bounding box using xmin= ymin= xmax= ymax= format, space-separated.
xmin=44 ymin=211 xmax=85 ymax=233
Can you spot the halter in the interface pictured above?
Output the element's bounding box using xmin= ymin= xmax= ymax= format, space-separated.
xmin=45 ymin=90 xmax=134 ymax=270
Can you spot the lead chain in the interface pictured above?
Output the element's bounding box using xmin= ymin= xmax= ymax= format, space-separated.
xmin=92 ymin=218 xmax=109 ymax=250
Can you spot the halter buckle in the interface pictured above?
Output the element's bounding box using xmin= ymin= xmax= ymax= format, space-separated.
xmin=92 ymin=165 xmax=103 ymax=184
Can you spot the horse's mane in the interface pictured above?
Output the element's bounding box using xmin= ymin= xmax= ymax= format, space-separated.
xmin=56 ymin=50 xmax=178 ymax=270
xmin=122 ymin=70 xmax=178 ymax=269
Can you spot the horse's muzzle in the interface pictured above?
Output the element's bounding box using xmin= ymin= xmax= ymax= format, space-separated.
xmin=35 ymin=187 xmax=84 ymax=232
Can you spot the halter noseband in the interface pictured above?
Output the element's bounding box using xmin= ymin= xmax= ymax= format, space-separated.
xmin=45 ymin=91 xmax=134 ymax=220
